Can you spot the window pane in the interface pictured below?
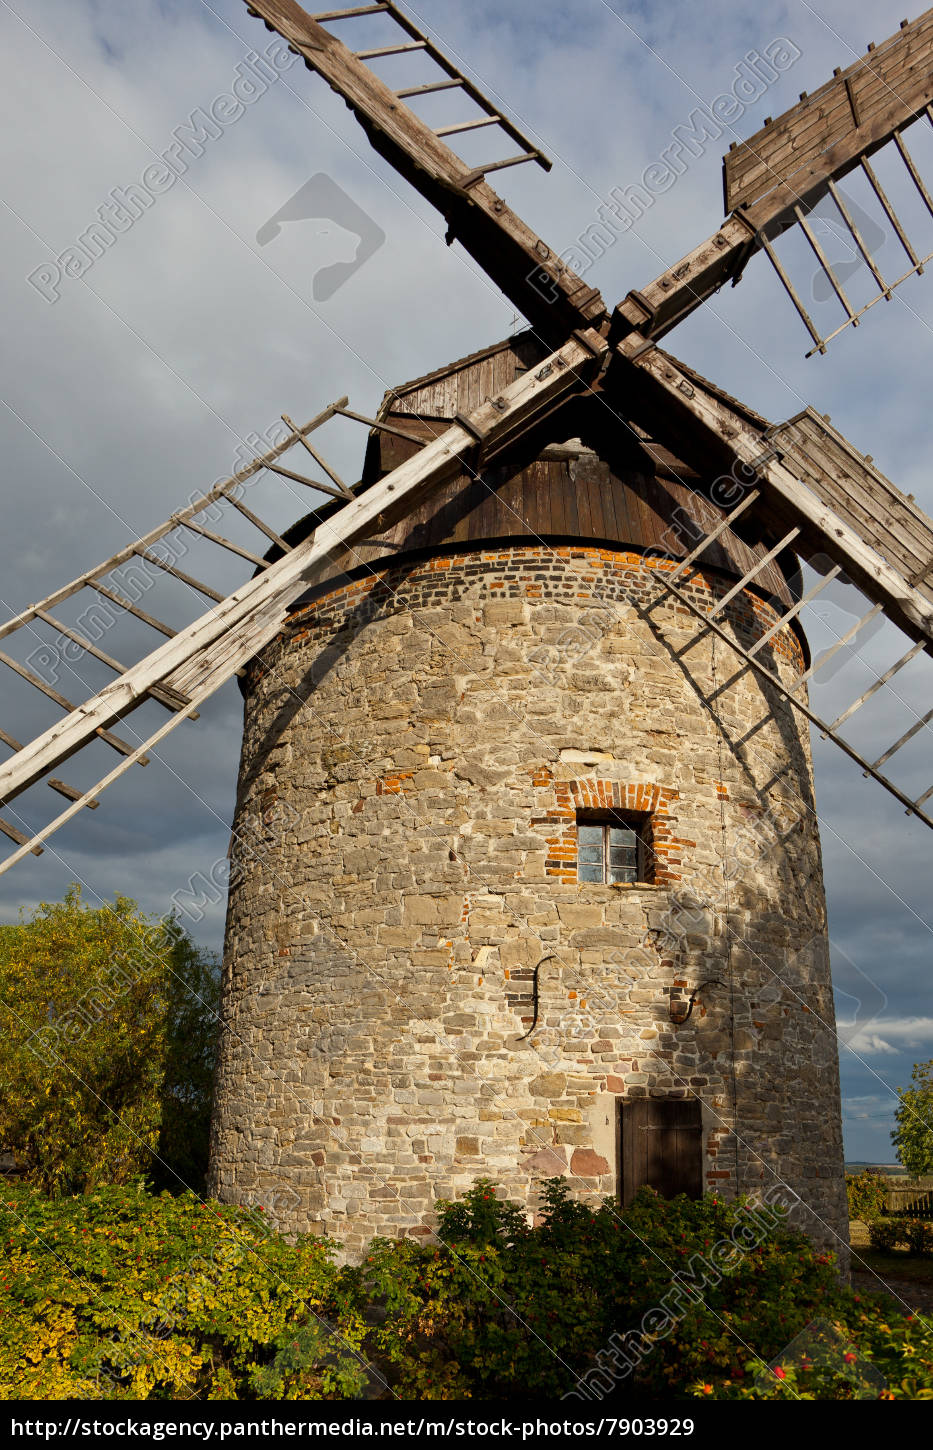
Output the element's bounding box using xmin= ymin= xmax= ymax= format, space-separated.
xmin=578 ymin=825 xmax=603 ymax=845
xmin=579 ymin=862 xmax=604 ymax=882
xmin=609 ymin=865 xmax=638 ymax=883
xmin=609 ymin=826 xmax=636 ymax=847
xmin=609 ymin=845 xmax=637 ymax=866
xmin=579 ymin=845 xmax=603 ymax=864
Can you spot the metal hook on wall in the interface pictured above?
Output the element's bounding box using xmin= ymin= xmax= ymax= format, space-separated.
xmin=669 ymin=977 xmax=726 ymax=1026
xmin=516 ymin=953 xmax=561 ymax=1040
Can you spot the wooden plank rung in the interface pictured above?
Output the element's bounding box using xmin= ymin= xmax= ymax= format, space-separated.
xmin=747 ymin=563 xmax=842 ymax=658
xmin=0 ymin=728 xmax=97 ymax=808
xmin=434 ymin=115 xmax=501 ymax=138
xmin=462 ymin=153 xmax=541 ymax=185
xmin=394 ymin=77 xmax=462 ymax=98
xmin=226 ymin=494 xmax=293 ymax=553
xmin=828 ymin=640 xmax=925 ymax=731
xmin=794 ymin=204 xmax=857 ymax=321
xmin=913 ymin=780 xmax=933 ymax=810
xmin=707 ymin=526 xmax=800 ymax=618
xmin=827 ymin=179 xmax=890 ymax=296
xmin=0 ymin=649 xmax=147 ymax=762
xmin=0 ymin=817 xmax=42 ymax=855
xmin=47 ymin=778 xmax=99 ymax=808
xmin=33 ymin=607 xmax=199 ymax=720
xmin=860 ymin=155 xmax=922 ymax=267
xmin=332 ymin=404 xmax=426 ymax=443
xmin=354 ymin=41 xmax=426 ymax=57
xmin=788 ymin=603 xmax=884 ymax=694
xmin=665 ymin=489 xmax=760 ymax=586
xmin=135 ymin=548 xmax=224 ymax=603
xmin=91 ymin=583 xmax=177 ymax=639
xmin=176 ymin=516 xmax=269 ymax=568
xmin=280 ymin=412 xmax=354 ymax=497
xmin=870 ymin=704 xmax=933 ymax=770
xmin=894 ymin=128 xmax=933 ymax=221
xmin=311 ymin=4 xmax=388 ymax=18
xmin=260 ymin=458 xmax=350 ymax=501
xmin=760 ymin=234 xmax=826 ymax=352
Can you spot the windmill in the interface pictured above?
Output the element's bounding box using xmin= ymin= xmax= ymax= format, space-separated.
xmin=4 ymin=1 xmax=933 ymax=1258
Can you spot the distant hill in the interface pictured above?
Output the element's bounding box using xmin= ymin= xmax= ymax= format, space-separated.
xmin=845 ymin=1162 xmax=908 ymax=1176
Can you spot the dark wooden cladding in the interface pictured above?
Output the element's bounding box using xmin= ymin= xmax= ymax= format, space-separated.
xmin=280 ymin=334 xmax=797 ymax=609
xmin=384 ymin=332 xmax=545 ymax=418
xmin=301 ymin=431 xmax=795 ymax=607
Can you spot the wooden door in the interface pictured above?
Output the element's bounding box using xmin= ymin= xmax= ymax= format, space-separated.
xmin=620 ymin=1097 xmax=703 ymax=1205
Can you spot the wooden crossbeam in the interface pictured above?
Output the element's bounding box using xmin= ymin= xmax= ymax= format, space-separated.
xmin=827 ymin=179 xmax=890 ymax=294
xmin=612 ymin=340 xmax=933 ymax=654
xmin=280 ymin=413 xmax=353 ymax=496
xmin=242 ymin=0 xmax=604 ymax=342
xmin=706 ymin=526 xmax=800 ymax=618
xmin=788 ymin=604 xmax=884 ymax=696
xmin=32 ymin=608 xmax=197 ymax=718
xmin=828 ymin=640 xmax=925 ymax=731
xmin=0 ymin=409 xmax=341 ymax=648
xmin=0 ymin=727 xmax=98 ymax=809
xmin=0 ymin=332 xmax=606 ymax=828
xmin=0 ymin=650 xmax=146 ymax=762
xmin=665 ymin=490 xmax=760 ymax=586
xmin=725 ymin=11 xmax=933 ymax=210
xmin=0 ymin=818 xmax=42 ymax=855
xmin=651 ymin=552 xmax=933 ymax=830
xmin=747 ymin=564 xmax=842 ymax=659
xmin=612 ymin=10 xmax=933 ymax=347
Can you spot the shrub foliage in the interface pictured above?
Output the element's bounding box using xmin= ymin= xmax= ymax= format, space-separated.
xmin=845 ymin=1169 xmax=889 ymax=1224
xmin=3 ymin=1179 xmax=933 ymax=1401
xmin=892 ymin=1059 xmax=933 ymax=1177
xmin=0 ymin=1186 xmax=367 ymax=1399
xmin=0 ymin=887 xmax=219 ymax=1195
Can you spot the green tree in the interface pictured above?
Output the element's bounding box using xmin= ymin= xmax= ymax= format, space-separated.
xmin=892 ymin=1058 xmax=933 ymax=1177
xmin=0 ymin=886 xmax=220 ymax=1196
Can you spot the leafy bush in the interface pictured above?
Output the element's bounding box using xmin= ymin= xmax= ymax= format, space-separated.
xmin=699 ymin=1308 xmax=933 ymax=1400
xmin=868 ymin=1219 xmax=902 ymax=1254
xmin=344 ymin=1178 xmax=854 ymax=1399
xmin=904 ymin=1220 xmax=933 ymax=1256
xmin=0 ymin=887 xmax=219 ymax=1195
xmin=845 ymin=1169 xmax=888 ymax=1223
xmin=5 ymin=1178 xmax=932 ymax=1402
xmin=867 ymin=1217 xmax=933 ymax=1256
xmin=892 ymin=1059 xmax=933 ymax=1177
xmin=0 ymin=1185 xmax=366 ymax=1399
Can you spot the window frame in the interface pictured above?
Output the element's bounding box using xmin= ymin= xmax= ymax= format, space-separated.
xmin=575 ymin=810 xmax=654 ymax=886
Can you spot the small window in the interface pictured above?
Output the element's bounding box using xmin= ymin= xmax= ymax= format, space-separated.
xmin=577 ymin=812 xmax=652 ymax=884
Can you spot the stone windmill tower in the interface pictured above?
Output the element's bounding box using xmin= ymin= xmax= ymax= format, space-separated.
xmin=210 ymin=332 xmax=838 ymax=1259
xmin=3 ymin=3 xmax=933 ymax=1266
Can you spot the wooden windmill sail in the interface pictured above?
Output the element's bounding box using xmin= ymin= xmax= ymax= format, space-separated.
xmin=3 ymin=0 xmax=933 ymax=870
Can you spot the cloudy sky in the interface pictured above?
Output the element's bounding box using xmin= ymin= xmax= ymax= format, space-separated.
xmin=1 ymin=0 xmax=932 ymax=1163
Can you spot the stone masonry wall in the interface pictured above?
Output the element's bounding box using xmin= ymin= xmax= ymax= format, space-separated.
xmin=208 ymin=544 xmax=850 ymax=1265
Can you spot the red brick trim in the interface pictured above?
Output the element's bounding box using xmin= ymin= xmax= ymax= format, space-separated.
xmin=530 ymin=773 xmax=689 ymax=885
